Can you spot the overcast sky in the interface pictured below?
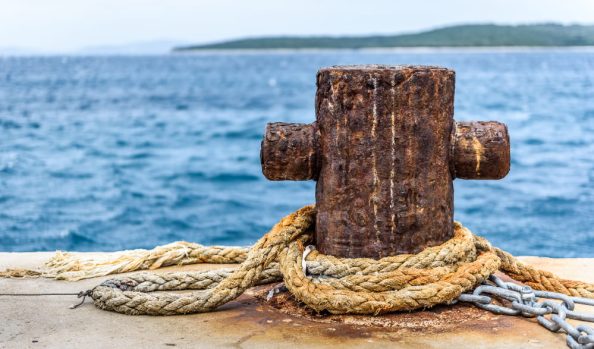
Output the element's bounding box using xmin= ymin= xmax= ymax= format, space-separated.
xmin=1 ymin=0 xmax=594 ymax=52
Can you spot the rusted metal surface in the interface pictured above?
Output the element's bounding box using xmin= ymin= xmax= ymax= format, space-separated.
xmin=453 ymin=121 xmax=511 ymax=179
xmin=315 ymin=65 xmax=455 ymax=258
xmin=261 ymin=65 xmax=511 ymax=258
xmin=261 ymin=122 xmax=319 ymax=180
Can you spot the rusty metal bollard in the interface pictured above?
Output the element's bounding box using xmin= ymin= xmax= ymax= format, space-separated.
xmin=261 ymin=65 xmax=510 ymax=258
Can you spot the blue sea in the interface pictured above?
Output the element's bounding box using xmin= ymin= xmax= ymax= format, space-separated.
xmin=1 ymin=49 xmax=594 ymax=257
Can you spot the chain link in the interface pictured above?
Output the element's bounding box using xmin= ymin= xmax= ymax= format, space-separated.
xmin=458 ymin=275 xmax=594 ymax=349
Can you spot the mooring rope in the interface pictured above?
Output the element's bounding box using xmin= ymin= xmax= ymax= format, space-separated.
xmin=2 ymin=205 xmax=594 ymax=316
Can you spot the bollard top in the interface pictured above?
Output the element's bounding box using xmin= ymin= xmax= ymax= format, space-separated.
xmin=319 ymin=64 xmax=454 ymax=74
xmin=316 ymin=65 xmax=456 ymax=92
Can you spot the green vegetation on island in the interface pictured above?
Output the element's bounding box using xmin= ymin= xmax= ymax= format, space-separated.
xmin=173 ymin=24 xmax=594 ymax=51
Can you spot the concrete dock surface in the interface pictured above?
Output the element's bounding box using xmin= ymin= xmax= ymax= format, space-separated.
xmin=1 ymin=253 xmax=593 ymax=349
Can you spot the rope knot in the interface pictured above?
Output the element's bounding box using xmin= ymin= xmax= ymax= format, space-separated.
xmin=70 ymin=289 xmax=94 ymax=309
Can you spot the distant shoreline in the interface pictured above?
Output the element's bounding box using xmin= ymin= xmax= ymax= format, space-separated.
xmin=174 ymin=24 xmax=594 ymax=52
xmin=170 ymin=46 xmax=594 ymax=55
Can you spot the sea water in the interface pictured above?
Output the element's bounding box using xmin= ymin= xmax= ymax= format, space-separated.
xmin=1 ymin=49 xmax=593 ymax=257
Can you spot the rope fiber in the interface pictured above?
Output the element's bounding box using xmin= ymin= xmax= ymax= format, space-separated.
xmin=3 ymin=205 xmax=594 ymax=316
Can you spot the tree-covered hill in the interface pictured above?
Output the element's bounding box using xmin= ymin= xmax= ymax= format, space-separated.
xmin=173 ymin=24 xmax=594 ymax=51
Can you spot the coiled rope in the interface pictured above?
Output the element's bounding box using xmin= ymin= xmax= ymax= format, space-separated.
xmin=3 ymin=205 xmax=594 ymax=316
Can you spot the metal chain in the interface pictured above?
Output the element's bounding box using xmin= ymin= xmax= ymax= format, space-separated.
xmin=458 ymin=275 xmax=594 ymax=349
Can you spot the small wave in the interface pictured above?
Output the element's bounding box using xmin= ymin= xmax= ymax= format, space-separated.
xmin=49 ymin=171 xmax=93 ymax=179
xmin=162 ymin=171 xmax=207 ymax=182
xmin=524 ymin=138 xmax=545 ymax=146
xmin=0 ymin=152 xmax=45 ymax=173
xmin=0 ymin=119 xmax=21 ymax=129
xmin=14 ymin=229 xmax=100 ymax=252
xmin=529 ymin=196 xmax=576 ymax=216
xmin=173 ymin=193 xmax=208 ymax=208
xmin=162 ymin=171 xmax=259 ymax=183
xmin=211 ymin=129 xmax=263 ymax=140
xmin=0 ymin=153 xmax=17 ymax=172
xmin=129 ymin=152 xmax=153 ymax=159
xmin=557 ymin=139 xmax=587 ymax=147
xmin=209 ymin=173 xmax=260 ymax=182
xmin=153 ymin=217 xmax=193 ymax=230
xmin=56 ymin=230 xmax=98 ymax=250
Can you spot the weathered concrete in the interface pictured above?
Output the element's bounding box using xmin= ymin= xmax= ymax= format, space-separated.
xmin=1 ymin=253 xmax=593 ymax=349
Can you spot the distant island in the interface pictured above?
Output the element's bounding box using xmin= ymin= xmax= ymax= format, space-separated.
xmin=173 ymin=24 xmax=594 ymax=51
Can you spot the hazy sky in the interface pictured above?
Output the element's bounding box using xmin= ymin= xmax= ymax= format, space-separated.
xmin=1 ymin=0 xmax=594 ymax=52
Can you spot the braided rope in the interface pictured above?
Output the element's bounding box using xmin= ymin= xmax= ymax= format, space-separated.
xmin=0 ymin=243 xmax=249 ymax=281
xmin=3 ymin=205 xmax=593 ymax=315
